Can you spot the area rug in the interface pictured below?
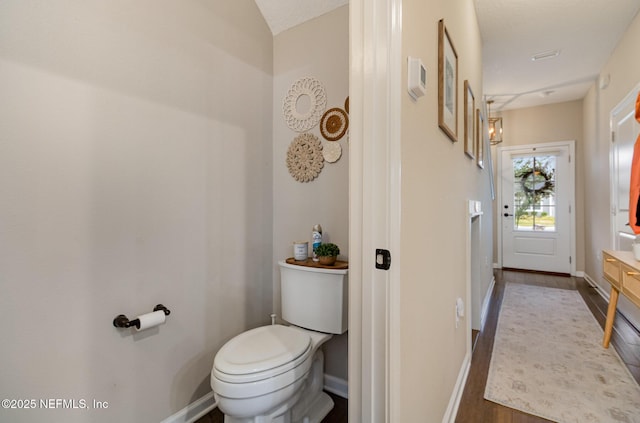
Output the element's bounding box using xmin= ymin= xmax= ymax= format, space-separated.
xmin=484 ymin=283 xmax=640 ymax=422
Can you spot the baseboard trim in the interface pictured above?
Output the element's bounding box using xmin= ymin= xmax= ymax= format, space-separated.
xmin=324 ymin=374 xmax=348 ymax=399
xmin=442 ymin=352 xmax=471 ymax=423
xmin=583 ymin=272 xmax=608 ymax=299
xmin=584 ymin=272 xmax=640 ymax=331
xmin=159 ymin=374 xmax=347 ymax=423
xmin=480 ymin=276 xmax=496 ymax=331
xmin=160 ymin=391 xmax=216 ymax=423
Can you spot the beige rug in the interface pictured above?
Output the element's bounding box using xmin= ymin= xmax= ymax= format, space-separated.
xmin=484 ymin=283 xmax=640 ymax=423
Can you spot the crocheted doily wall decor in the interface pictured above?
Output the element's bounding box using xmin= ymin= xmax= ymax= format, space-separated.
xmin=286 ymin=133 xmax=324 ymax=182
xmin=282 ymin=77 xmax=327 ymax=133
xmin=320 ymin=107 xmax=348 ymax=141
xmin=323 ymin=141 xmax=342 ymax=163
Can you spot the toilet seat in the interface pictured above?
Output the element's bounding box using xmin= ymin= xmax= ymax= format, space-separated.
xmin=212 ymin=325 xmax=314 ymax=399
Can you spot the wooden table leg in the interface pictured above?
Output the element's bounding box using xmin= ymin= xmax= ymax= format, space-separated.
xmin=603 ymin=287 xmax=620 ymax=348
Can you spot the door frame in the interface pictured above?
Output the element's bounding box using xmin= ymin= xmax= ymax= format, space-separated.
xmin=349 ymin=0 xmax=402 ymax=421
xmin=496 ymin=141 xmax=576 ymax=275
xmin=609 ymin=83 xmax=640 ymax=250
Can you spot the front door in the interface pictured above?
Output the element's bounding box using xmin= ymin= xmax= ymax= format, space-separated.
xmin=499 ymin=142 xmax=574 ymax=274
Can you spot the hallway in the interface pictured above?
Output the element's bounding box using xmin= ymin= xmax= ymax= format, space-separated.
xmin=456 ymin=269 xmax=640 ymax=422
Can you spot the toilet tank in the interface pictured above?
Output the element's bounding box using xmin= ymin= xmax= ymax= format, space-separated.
xmin=278 ymin=260 xmax=348 ymax=334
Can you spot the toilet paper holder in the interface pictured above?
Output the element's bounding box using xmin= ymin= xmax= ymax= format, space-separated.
xmin=113 ymin=304 xmax=171 ymax=329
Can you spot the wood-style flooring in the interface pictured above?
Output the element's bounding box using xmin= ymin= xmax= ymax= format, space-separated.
xmin=195 ymin=269 xmax=639 ymax=423
xmin=195 ymin=391 xmax=347 ymax=423
xmin=455 ymin=269 xmax=640 ymax=423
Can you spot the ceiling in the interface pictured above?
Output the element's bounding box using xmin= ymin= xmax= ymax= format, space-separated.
xmin=476 ymin=0 xmax=640 ymax=111
xmin=254 ymin=0 xmax=348 ymax=36
xmin=254 ymin=0 xmax=640 ymax=111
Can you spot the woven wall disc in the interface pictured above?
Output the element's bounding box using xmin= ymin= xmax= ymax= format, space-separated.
xmin=344 ymin=96 xmax=349 ymax=114
xmin=320 ymin=107 xmax=348 ymax=141
xmin=282 ymin=77 xmax=327 ymax=133
xmin=323 ymin=141 xmax=342 ymax=163
xmin=286 ymin=133 xmax=324 ymax=182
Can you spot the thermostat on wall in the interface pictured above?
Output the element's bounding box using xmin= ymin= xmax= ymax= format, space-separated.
xmin=408 ymin=56 xmax=426 ymax=100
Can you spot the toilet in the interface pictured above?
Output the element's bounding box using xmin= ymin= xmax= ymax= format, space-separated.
xmin=211 ymin=260 xmax=348 ymax=423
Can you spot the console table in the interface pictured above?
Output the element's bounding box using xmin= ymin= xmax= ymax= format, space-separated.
xmin=601 ymin=250 xmax=640 ymax=348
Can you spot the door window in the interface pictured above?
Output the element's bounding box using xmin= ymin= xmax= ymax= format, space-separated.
xmin=512 ymin=155 xmax=556 ymax=232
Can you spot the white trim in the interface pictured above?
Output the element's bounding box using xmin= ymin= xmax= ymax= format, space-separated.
xmin=583 ymin=272 xmax=608 ymax=299
xmin=159 ymin=376 xmax=348 ymax=423
xmin=388 ymin=0 xmax=404 ymax=420
xmin=349 ymin=0 xmax=403 ymax=421
xmin=324 ymin=374 xmax=349 ymax=399
xmin=159 ymin=391 xmax=216 ymax=423
xmin=610 ymin=82 xmax=640 ymax=250
xmin=480 ymin=276 xmax=496 ymax=331
xmin=492 ymin=262 xmax=501 ymax=269
xmin=442 ymin=353 xmax=471 ymax=423
xmin=583 ymin=272 xmax=640 ymax=331
xmin=575 ymin=270 xmax=585 ymax=278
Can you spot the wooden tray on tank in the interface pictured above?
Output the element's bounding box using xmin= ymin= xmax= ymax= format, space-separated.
xmin=285 ymin=257 xmax=348 ymax=270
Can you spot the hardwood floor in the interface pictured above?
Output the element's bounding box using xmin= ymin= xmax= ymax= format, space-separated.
xmin=195 ymin=391 xmax=347 ymax=423
xmin=455 ymin=269 xmax=640 ymax=423
xmin=196 ymin=269 xmax=639 ymax=423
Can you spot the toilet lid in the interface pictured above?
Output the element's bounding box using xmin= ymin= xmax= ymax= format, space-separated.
xmin=215 ymin=325 xmax=311 ymax=376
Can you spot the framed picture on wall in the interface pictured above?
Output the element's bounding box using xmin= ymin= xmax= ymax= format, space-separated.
xmin=476 ymin=108 xmax=485 ymax=169
xmin=438 ymin=19 xmax=458 ymax=142
xmin=464 ymin=80 xmax=475 ymax=159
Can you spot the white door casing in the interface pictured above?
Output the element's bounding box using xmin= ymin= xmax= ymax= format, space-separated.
xmin=349 ymin=0 xmax=402 ymax=421
xmin=610 ymin=85 xmax=640 ymax=251
xmin=609 ymin=84 xmax=640 ymax=334
xmin=498 ymin=141 xmax=576 ymax=275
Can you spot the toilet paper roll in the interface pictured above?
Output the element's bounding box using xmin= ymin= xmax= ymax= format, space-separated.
xmin=135 ymin=310 xmax=166 ymax=331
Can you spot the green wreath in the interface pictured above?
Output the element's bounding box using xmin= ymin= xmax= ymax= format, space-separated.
xmin=520 ymin=169 xmax=554 ymax=195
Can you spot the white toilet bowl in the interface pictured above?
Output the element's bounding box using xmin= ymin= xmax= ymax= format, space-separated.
xmin=211 ymin=324 xmax=332 ymax=422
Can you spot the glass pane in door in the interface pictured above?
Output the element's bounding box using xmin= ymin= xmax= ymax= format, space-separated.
xmin=512 ymin=155 xmax=556 ymax=231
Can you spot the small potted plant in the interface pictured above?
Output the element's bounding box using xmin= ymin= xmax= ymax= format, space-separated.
xmin=314 ymin=243 xmax=340 ymax=266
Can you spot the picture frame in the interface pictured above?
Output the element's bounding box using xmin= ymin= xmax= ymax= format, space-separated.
xmin=438 ymin=19 xmax=458 ymax=142
xmin=464 ymin=80 xmax=475 ymax=159
xmin=476 ymin=108 xmax=485 ymax=169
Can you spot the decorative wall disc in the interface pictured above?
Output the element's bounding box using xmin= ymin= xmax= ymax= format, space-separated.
xmin=344 ymin=96 xmax=349 ymax=114
xmin=323 ymin=141 xmax=342 ymax=163
xmin=286 ymin=133 xmax=324 ymax=182
xmin=282 ymin=77 xmax=327 ymax=133
xmin=320 ymin=107 xmax=348 ymax=141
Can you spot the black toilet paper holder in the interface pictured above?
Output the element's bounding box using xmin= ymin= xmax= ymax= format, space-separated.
xmin=113 ymin=304 xmax=171 ymax=329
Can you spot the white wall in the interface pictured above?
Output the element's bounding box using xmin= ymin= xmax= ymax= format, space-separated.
xmin=398 ymin=0 xmax=493 ymax=420
xmin=583 ymin=10 xmax=640 ymax=328
xmin=0 ymin=1 xmax=273 ymax=422
xmin=273 ymin=6 xmax=350 ymax=381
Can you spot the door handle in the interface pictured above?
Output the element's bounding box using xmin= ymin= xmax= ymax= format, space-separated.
xmin=504 ymin=213 xmax=513 ymax=217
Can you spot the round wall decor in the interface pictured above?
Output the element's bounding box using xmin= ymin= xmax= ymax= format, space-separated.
xmin=282 ymin=77 xmax=327 ymax=133
xmin=320 ymin=107 xmax=348 ymax=141
xmin=520 ymin=169 xmax=554 ymax=195
xmin=286 ymin=133 xmax=324 ymax=182
xmin=323 ymin=141 xmax=342 ymax=163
